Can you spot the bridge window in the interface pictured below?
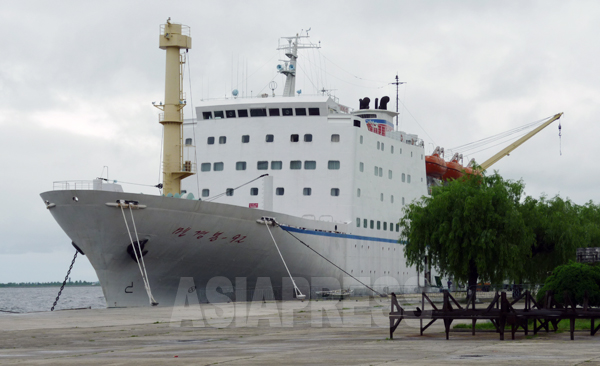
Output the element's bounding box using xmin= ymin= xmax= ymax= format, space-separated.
xmin=238 ymin=109 xmax=248 ymax=118
xmin=250 ymin=108 xmax=267 ymax=117
xmin=236 ymin=162 xmax=246 ymax=171
xmin=269 ymin=108 xmax=280 ymax=116
xmin=290 ymin=160 xmax=301 ymax=170
xmin=257 ymin=161 xmax=268 ymax=170
xmin=202 ymin=111 xmax=212 ymax=120
xmin=308 ymin=108 xmax=320 ymax=116
xmin=200 ymin=163 xmax=211 ymax=172
xmin=226 ymin=110 xmax=236 ymax=118
xmin=207 ymin=137 xmax=214 ymax=145
xmin=213 ymin=162 xmax=224 ymax=171
xmin=295 ymin=108 xmax=307 ymax=116
xmin=271 ymin=161 xmax=282 ymax=170
xmin=219 ymin=136 xmax=226 ymax=144
xmin=291 ymin=134 xmax=299 ymax=142
xmin=282 ymin=108 xmax=293 ymax=116
xmin=304 ymin=134 xmax=313 ymax=142
xmin=214 ymin=111 xmax=224 ymax=119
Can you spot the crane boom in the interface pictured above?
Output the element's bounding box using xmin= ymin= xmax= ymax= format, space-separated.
xmin=479 ymin=113 xmax=563 ymax=170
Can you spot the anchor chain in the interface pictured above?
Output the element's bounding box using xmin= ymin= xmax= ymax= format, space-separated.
xmin=51 ymin=250 xmax=78 ymax=311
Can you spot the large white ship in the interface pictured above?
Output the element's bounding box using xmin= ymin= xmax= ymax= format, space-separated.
xmin=41 ymin=20 xmax=433 ymax=307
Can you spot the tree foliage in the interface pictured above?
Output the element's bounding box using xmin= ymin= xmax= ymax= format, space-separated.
xmin=400 ymin=172 xmax=533 ymax=289
xmin=401 ymin=170 xmax=600 ymax=289
xmin=537 ymin=261 xmax=600 ymax=306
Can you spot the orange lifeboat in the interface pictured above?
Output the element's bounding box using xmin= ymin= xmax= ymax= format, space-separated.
xmin=425 ymin=147 xmax=447 ymax=179
xmin=463 ymin=159 xmax=482 ymax=177
xmin=442 ymin=153 xmax=464 ymax=181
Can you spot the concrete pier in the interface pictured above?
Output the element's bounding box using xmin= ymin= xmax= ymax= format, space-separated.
xmin=1 ymin=298 xmax=600 ymax=365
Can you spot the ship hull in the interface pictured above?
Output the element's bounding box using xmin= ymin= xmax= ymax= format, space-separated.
xmin=41 ymin=190 xmax=416 ymax=307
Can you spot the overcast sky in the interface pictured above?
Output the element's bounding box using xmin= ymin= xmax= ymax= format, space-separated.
xmin=1 ymin=0 xmax=599 ymax=283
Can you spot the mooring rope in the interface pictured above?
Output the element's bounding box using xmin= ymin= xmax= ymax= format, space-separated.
xmin=264 ymin=221 xmax=305 ymax=300
xmin=274 ymin=220 xmax=387 ymax=298
xmin=120 ymin=204 xmax=158 ymax=306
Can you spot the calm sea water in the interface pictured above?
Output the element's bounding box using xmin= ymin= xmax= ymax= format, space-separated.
xmin=0 ymin=286 xmax=106 ymax=313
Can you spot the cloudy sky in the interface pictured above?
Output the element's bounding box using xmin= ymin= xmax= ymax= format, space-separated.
xmin=1 ymin=0 xmax=599 ymax=282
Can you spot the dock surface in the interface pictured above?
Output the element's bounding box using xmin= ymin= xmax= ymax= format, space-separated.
xmin=1 ymin=298 xmax=600 ymax=365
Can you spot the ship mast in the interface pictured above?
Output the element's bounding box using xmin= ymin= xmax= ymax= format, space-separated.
xmin=277 ymin=33 xmax=320 ymax=97
xmin=155 ymin=19 xmax=195 ymax=195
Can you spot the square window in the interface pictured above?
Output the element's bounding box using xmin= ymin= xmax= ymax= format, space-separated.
xmin=236 ymin=161 xmax=246 ymax=170
xmin=213 ymin=162 xmax=224 ymax=171
xmin=363 ymin=219 xmax=367 ymax=228
xmin=238 ymin=109 xmax=248 ymax=117
xmin=308 ymin=107 xmax=320 ymax=116
xmin=282 ymin=108 xmax=293 ymax=116
xmin=269 ymin=108 xmax=280 ymax=116
xmin=242 ymin=135 xmax=250 ymax=143
xmin=250 ymin=187 xmax=258 ymax=196
xmin=328 ymin=160 xmax=340 ymax=170
xmin=207 ymin=137 xmax=215 ymax=145
xmin=214 ymin=111 xmax=224 ymax=119
xmin=303 ymin=188 xmax=312 ymax=196
xmin=370 ymin=220 xmax=374 ymax=229
xmin=185 ymin=138 xmax=193 ymax=146
xmin=304 ymin=161 xmax=316 ymax=170
xmin=200 ymin=163 xmax=211 ymax=172
xmin=290 ymin=160 xmax=301 ymax=169
xmin=226 ymin=188 xmax=234 ymax=196
xmin=290 ymin=134 xmax=299 ymax=142
xmin=359 ymin=162 xmax=364 ymax=172
xmin=219 ymin=136 xmax=226 ymax=144
xmin=250 ymin=108 xmax=267 ymax=117
xmin=271 ymin=161 xmax=282 ymax=170
xmin=257 ymin=161 xmax=268 ymax=170
xmin=331 ymin=188 xmax=340 ymax=196
xmin=202 ymin=189 xmax=209 ymax=197
xmin=304 ymin=134 xmax=312 ymax=142
xmin=266 ymin=134 xmax=274 ymax=142
xmin=331 ymin=134 xmax=340 ymax=142
xmin=276 ymin=187 xmax=284 ymax=196
xmin=202 ymin=111 xmax=213 ymax=120
xmin=354 ymin=120 xmax=361 ymax=128
xmin=295 ymin=108 xmax=307 ymax=116
xmin=226 ymin=110 xmax=236 ymax=118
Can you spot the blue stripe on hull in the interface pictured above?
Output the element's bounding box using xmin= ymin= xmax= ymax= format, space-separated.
xmin=280 ymin=225 xmax=406 ymax=244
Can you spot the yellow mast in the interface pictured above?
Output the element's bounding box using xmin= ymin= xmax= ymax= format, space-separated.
xmin=155 ymin=19 xmax=195 ymax=195
xmin=479 ymin=113 xmax=563 ymax=170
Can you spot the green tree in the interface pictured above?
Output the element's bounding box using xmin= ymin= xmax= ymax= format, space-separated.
xmin=399 ymin=172 xmax=534 ymax=297
xmin=520 ymin=195 xmax=588 ymax=283
xmin=537 ymin=261 xmax=600 ymax=306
